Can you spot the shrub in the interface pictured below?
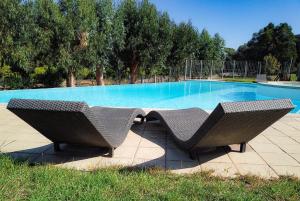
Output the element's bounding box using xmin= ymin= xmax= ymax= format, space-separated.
xmin=77 ymin=67 xmax=92 ymax=80
xmin=263 ymin=54 xmax=281 ymax=75
xmin=290 ymin=74 xmax=297 ymax=81
xmin=0 ymin=65 xmax=24 ymax=89
xmin=31 ymin=66 xmax=65 ymax=87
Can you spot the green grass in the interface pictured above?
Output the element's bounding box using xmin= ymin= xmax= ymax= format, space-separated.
xmin=222 ymin=77 xmax=256 ymax=83
xmin=0 ymin=155 xmax=299 ymax=200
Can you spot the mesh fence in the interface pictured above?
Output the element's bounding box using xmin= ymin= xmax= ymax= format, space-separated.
xmin=97 ymin=59 xmax=297 ymax=85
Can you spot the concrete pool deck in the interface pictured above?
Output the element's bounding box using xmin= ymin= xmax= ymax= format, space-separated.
xmin=0 ymin=104 xmax=300 ymax=179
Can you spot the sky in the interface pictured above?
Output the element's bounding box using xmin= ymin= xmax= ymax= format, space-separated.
xmin=150 ymin=0 xmax=300 ymax=49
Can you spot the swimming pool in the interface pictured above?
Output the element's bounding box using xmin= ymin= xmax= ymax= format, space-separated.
xmin=0 ymin=81 xmax=299 ymax=113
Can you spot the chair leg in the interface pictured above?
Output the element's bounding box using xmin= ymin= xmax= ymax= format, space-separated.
xmin=108 ymin=148 xmax=114 ymax=157
xmin=54 ymin=143 xmax=60 ymax=152
xmin=189 ymin=151 xmax=197 ymax=160
xmin=139 ymin=117 xmax=145 ymax=124
xmin=240 ymin=143 xmax=246 ymax=153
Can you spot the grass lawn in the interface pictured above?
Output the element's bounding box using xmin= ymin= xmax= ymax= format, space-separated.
xmin=222 ymin=77 xmax=256 ymax=83
xmin=0 ymin=155 xmax=299 ymax=200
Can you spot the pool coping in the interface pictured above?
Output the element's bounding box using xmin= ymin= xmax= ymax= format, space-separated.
xmin=257 ymin=82 xmax=300 ymax=89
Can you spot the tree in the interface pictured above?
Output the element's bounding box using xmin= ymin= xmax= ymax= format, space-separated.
xmin=30 ymin=0 xmax=66 ymax=87
xmin=235 ymin=23 xmax=297 ymax=63
xmin=168 ymin=21 xmax=198 ymax=67
xmin=58 ymin=0 xmax=97 ymax=87
xmin=211 ymin=33 xmax=226 ymax=60
xmin=144 ymin=12 xmax=173 ymax=79
xmin=273 ymin=23 xmax=297 ymax=63
xmin=197 ymin=29 xmax=214 ymax=60
xmin=0 ymin=0 xmax=35 ymax=79
xmin=88 ymin=0 xmax=126 ymax=86
xmin=224 ymin=48 xmax=235 ymax=61
xmin=118 ymin=0 xmax=173 ymax=84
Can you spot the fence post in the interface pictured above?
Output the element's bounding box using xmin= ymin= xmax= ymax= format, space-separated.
xmin=210 ymin=60 xmax=213 ymax=80
xmin=222 ymin=61 xmax=224 ymax=79
xmin=184 ymin=59 xmax=187 ymax=81
xmin=258 ymin=61 xmax=261 ymax=75
xmin=244 ymin=61 xmax=248 ymax=78
xmin=200 ymin=60 xmax=203 ymax=79
xmin=189 ymin=59 xmax=192 ymax=79
xmin=168 ymin=67 xmax=171 ymax=82
xmin=288 ymin=59 xmax=293 ymax=79
xmin=233 ymin=60 xmax=236 ymax=79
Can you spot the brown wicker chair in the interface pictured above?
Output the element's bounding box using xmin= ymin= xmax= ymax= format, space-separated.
xmin=146 ymin=99 xmax=294 ymax=159
xmin=7 ymin=99 xmax=145 ymax=157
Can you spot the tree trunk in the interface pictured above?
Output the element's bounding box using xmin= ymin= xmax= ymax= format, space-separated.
xmin=66 ymin=70 xmax=75 ymax=87
xmin=96 ymin=66 xmax=105 ymax=86
xmin=130 ymin=62 xmax=138 ymax=84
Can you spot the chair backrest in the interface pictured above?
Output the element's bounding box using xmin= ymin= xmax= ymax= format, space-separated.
xmin=191 ymin=99 xmax=294 ymax=149
xmin=7 ymin=99 xmax=110 ymax=147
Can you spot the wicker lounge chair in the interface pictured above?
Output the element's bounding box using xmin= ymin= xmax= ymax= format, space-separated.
xmin=146 ymin=99 xmax=294 ymax=159
xmin=7 ymin=99 xmax=145 ymax=157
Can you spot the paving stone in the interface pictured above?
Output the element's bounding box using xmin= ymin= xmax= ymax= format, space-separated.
xmin=167 ymin=160 xmax=200 ymax=174
xmin=60 ymin=156 xmax=104 ymax=171
xmin=290 ymin=154 xmax=300 ymax=163
xmin=132 ymin=158 xmax=165 ymax=169
xmin=139 ymin=137 xmax=166 ymax=148
xmin=121 ymin=134 xmax=141 ymax=147
xmin=278 ymin=129 xmax=300 ymax=137
xmin=63 ymin=156 xmax=134 ymax=170
xmin=44 ymin=144 xmax=109 ymax=157
xmin=198 ymin=149 xmax=232 ymax=164
xmin=249 ymin=135 xmax=272 ymax=144
xmin=235 ymin=164 xmax=278 ymax=179
xmin=262 ymin=127 xmax=286 ymax=137
xmin=290 ymin=136 xmax=300 ymax=143
xmin=272 ymin=166 xmax=300 ymax=177
xmin=286 ymin=122 xmax=300 ymax=130
xmin=201 ymin=162 xmax=238 ymax=178
xmin=259 ymin=153 xmax=300 ymax=166
xmin=135 ymin=147 xmax=165 ymax=160
xmin=113 ymin=146 xmax=138 ymax=159
xmin=267 ymin=136 xmax=298 ymax=145
xmin=279 ymin=144 xmax=300 ymax=154
xmin=249 ymin=143 xmax=284 ymax=153
xmin=166 ymin=148 xmax=194 ymax=161
xmin=229 ymin=152 xmax=266 ymax=165
xmin=166 ymin=138 xmax=178 ymax=149
xmin=272 ymin=122 xmax=298 ymax=134
xmin=5 ymin=152 xmax=40 ymax=163
xmin=34 ymin=154 xmax=73 ymax=165
xmin=99 ymin=157 xmax=133 ymax=168
xmin=0 ymin=140 xmax=52 ymax=154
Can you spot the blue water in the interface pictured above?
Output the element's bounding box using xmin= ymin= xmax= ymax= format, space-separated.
xmin=0 ymin=81 xmax=299 ymax=113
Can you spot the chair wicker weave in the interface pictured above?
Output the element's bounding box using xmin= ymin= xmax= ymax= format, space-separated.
xmin=7 ymin=99 xmax=145 ymax=157
xmin=146 ymin=99 xmax=294 ymax=159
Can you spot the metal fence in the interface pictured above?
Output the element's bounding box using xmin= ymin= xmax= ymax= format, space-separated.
xmin=166 ymin=59 xmax=296 ymax=82
xmin=90 ymin=59 xmax=297 ymax=85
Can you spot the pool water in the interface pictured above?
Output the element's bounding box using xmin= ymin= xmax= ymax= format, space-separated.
xmin=0 ymin=81 xmax=299 ymax=113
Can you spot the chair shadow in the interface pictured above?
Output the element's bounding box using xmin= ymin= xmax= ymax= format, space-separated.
xmin=127 ymin=121 xmax=233 ymax=171
xmin=2 ymin=121 xmax=235 ymax=172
